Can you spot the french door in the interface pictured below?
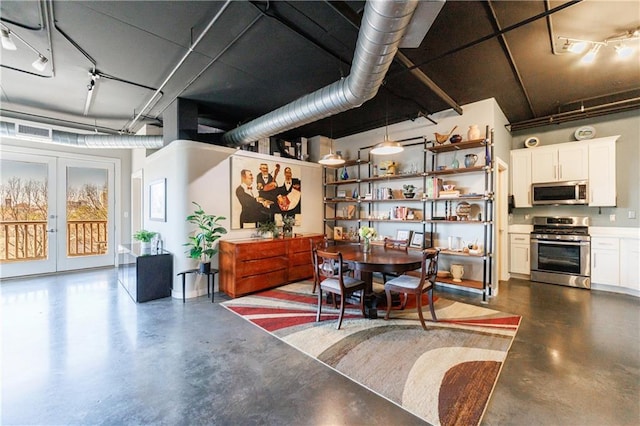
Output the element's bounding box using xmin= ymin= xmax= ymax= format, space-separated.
xmin=0 ymin=150 xmax=116 ymax=278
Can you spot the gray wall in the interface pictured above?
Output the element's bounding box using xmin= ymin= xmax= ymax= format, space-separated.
xmin=510 ymin=109 xmax=640 ymax=227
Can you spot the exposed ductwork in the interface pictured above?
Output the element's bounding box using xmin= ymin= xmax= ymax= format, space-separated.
xmin=221 ymin=0 xmax=421 ymax=147
xmin=0 ymin=121 xmax=163 ymax=149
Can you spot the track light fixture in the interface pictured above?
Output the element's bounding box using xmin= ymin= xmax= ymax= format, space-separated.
xmin=1 ymin=27 xmax=17 ymax=51
xmin=1 ymin=24 xmax=50 ymax=72
xmin=559 ymin=28 xmax=640 ymax=64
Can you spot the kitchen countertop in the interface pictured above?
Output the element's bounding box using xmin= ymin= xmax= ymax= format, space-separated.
xmin=508 ymin=224 xmax=533 ymax=234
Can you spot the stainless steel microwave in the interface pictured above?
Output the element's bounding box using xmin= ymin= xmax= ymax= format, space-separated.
xmin=532 ymin=180 xmax=588 ymax=205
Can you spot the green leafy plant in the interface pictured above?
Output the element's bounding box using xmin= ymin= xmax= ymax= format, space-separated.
xmin=282 ymin=215 xmax=296 ymax=227
xmin=133 ymin=229 xmax=157 ymax=243
xmin=403 ymin=184 xmax=416 ymax=193
xmin=184 ymin=202 xmax=227 ymax=261
xmin=257 ymin=220 xmax=279 ymax=237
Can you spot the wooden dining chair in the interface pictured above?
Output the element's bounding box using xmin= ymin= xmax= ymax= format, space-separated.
xmin=310 ymin=237 xmax=352 ymax=294
xmin=384 ymin=248 xmax=440 ymax=330
xmin=381 ymin=237 xmax=409 ymax=284
xmin=315 ymin=249 xmax=366 ymax=330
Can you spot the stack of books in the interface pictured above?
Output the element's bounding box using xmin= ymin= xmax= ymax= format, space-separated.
xmin=439 ymin=190 xmax=461 ymax=198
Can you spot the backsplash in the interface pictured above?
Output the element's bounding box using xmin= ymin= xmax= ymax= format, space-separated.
xmin=510 ymin=205 xmax=636 ymax=228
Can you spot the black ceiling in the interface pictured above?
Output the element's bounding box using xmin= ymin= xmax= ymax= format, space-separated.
xmin=1 ymin=0 xmax=638 ymax=143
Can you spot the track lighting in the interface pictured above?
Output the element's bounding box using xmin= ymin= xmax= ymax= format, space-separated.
xmin=1 ymin=24 xmax=50 ymax=73
xmin=32 ymin=55 xmax=48 ymax=72
xmin=559 ymin=28 xmax=640 ymax=64
xmin=1 ymin=27 xmax=17 ymax=51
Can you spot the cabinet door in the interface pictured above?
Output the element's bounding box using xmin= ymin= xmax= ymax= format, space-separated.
xmin=510 ymin=150 xmax=531 ymax=207
xmin=620 ymin=238 xmax=640 ymax=292
xmin=509 ymin=234 xmax=530 ymax=274
xmin=558 ymin=144 xmax=588 ymax=181
xmin=591 ymin=237 xmax=619 ymax=286
xmin=531 ymin=147 xmax=557 ymax=183
xmin=588 ymin=139 xmax=616 ymax=207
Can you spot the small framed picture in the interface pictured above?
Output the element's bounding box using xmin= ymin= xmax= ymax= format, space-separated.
xmin=337 ymin=190 xmax=347 ymax=198
xmin=410 ymin=232 xmax=424 ymax=248
xmin=333 ymin=226 xmax=343 ymax=240
xmin=396 ymin=229 xmax=411 ymax=242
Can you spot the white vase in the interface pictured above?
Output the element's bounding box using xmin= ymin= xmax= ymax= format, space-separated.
xmin=467 ymin=124 xmax=481 ymax=141
xmin=451 ymin=264 xmax=464 ymax=282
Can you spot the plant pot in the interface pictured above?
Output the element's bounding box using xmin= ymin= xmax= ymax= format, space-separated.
xmin=140 ymin=241 xmax=151 ymax=254
xmin=199 ymin=261 xmax=211 ymax=274
xmin=283 ymin=225 xmax=293 ymax=238
xmin=403 ymin=192 xmax=415 ymax=199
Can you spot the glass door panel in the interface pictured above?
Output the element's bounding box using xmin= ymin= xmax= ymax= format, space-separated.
xmin=56 ymin=159 xmax=115 ymax=271
xmin=0 ymin=152 xmax=57 ymax=278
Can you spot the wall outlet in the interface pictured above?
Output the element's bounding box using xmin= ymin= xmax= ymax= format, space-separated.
xmin=524 ymin=214 xmax=530 ymax=220
xmin=629 ymin=210 xmax=637 ymax=219
xmin=609 ymin=214 xmax=616 ymax=222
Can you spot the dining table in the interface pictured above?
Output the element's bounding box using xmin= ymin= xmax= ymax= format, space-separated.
xmin=321 ymin=243 xmax=424 ymax=318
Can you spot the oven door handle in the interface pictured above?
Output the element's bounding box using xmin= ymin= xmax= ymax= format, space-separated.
xmin=531 ymin=240 xmax=589 ymax=246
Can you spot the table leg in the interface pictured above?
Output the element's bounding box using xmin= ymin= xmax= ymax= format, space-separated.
xmin=210 ymin=273 xmax=215 ymax=303
xmin=357 ymin=271 xmax=378 ymax=319
xmin=182 ymin=274 xmax=186 ymax=304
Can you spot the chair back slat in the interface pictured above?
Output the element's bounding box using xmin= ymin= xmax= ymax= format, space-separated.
xmin=315 ymin=249 xmax=345 ymax=285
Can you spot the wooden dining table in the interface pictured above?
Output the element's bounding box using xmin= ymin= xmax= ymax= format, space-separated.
xmin=321 ymin=244 xmax=424 ymax=318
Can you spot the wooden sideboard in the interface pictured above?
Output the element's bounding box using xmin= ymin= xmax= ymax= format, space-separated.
xmin=219 ymin=234 xmax=323 ymax=298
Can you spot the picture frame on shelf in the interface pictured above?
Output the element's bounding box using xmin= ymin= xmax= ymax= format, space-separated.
xmin=410 ymin=232 xmax=424 ymax=248
xmin=396 ymin=229 xmax=411 ymax=242
xmin=333 ymin=226 xmax=343 ymax=240
xmin=336 ymin=190 xmax=347 ymax=198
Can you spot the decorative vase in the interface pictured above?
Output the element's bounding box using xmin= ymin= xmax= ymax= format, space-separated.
xmin=467 ymin=124 xmax=481 ymax=141
xmin=451 ymin=264 xmax=464 ymax=282
xmin=140 ymin=241 xmax=151 ymax=254
xmin=403 ymin=192 xmax=415 ymax=199
xmin=199 ymin=261 xmax=211 ymax=274
xmin=451 ymin=152 xmax=459 ymax=169
xmin=464 ymin=153 xmax=478 ymax=168
xmin=283 ymin=225 xmax=293 ymax=238
xmin=363 ymin=238 xmax=371 ymax=253
xmin=340 ymin=165 xmax=349 ymax=180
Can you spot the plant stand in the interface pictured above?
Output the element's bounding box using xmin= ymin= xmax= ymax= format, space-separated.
xmin=176 ymin=268 xmax=219 ymax=303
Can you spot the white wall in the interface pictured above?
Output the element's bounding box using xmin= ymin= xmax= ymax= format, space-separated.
xmin=141 ymin=140 xmax=323 ymax=299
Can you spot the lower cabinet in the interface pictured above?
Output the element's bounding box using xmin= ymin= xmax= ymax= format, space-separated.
xmin=509 ymin=233 xmax=530 ymax=275
xmin=620 ymin=239 xmax=640 ymax=292
xmin=118 ymin=244 xmax=173 ymax=302
xmin=591 ymin=237 xmax=620 ymax=286
xmin=219 ymin=234 xmax=323 ymax=298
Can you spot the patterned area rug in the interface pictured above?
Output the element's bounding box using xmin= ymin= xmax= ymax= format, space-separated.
xmin=221 ymin=281 xmax=521 ymax=426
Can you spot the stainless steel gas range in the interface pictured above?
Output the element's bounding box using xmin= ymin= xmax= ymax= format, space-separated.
xmin=530 ymin=216 xmax=591 ymax=289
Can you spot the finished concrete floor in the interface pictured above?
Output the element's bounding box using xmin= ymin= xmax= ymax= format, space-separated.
xmin=1 ymin=268 xmax=639 ymax=425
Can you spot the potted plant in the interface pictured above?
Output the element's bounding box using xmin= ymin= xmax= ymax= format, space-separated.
xmin=403 ymin=184 xmax=416 ymax=199
xmin=184 ymin=202 xmax=227 ymax=273
xmin=257 ymin=220 xmax=279 ymax=239
xmin=282 ymin=215 xmax=295 ymax=238
xmin=133 ymin=229 xmax=157 ymax=253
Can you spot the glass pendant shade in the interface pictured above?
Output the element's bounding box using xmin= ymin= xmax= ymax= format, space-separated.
xmin=1 ymin=28 xmax=16 ymax=51
xmin=32 ymin=55 xmax=48 ymax=71
xmin=318 ymin=151 xmax=345 ymax=166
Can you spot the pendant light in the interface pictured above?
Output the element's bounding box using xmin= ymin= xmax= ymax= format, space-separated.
xmin=370 ymin=95 xmax=403 ymax=155
xmin=318 ymin=138 xmax=345 ymax=166
xmin=1 ymin=27 xmax=17 ymax=51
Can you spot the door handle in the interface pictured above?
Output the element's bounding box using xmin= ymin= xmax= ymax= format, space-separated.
xmin=47 ymin=228 xmax=57 ymax=233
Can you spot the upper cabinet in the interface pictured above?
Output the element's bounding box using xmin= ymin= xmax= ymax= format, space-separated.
xmin=588 ymin=136 xmax=617 ymax=207
xmin=531 ymin=142 xmax=588 ymax=183
xmin=510 ymin=135 xmax=618 ymax=208
xmin=510 ymin=149 xmax=532 ymax=207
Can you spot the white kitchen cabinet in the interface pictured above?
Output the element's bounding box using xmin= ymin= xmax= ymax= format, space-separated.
xmin=620 ymin=238 xmax=640 ymax=292
xmin=510 ymin=149 xmax=532 ymax=207
xmin=531 ymin=142 xmax=588 ymax=183
xmin=509 ymin=233 xmax=530 ymax=275
xmin=588 ymin=136 xmax=617 ymax=207
xmin=590 ymin=237 xmax=619 ymax=286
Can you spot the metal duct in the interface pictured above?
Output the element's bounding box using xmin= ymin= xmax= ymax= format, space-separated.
xmin=222 ymin=0 xmax=420 ymax=147
xmin=0 ymin=121 xmax=163 ymax=148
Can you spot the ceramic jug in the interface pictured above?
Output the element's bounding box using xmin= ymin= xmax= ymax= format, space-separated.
xmin=467 ymin=124 xmax=481 ymax=141
xmin=451 ymin=264 xmax=464 ymax=283
xmin=464 ymin=153 xmax=478 ymax=168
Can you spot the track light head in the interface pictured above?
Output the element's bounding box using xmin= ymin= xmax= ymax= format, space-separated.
xmin=1 ymin=27 xmax=17 ymax=51
xmin=32 ymin=55 xmax=48 ymax=71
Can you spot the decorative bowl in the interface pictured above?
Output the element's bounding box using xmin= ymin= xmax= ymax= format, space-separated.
xmin=442 ymin=184 xmax=456 ymax=191
xmin=449 ymin=134 xmax=462 ymax=143
xmin=403 ymin=192 xmax=416 ymax=199
xmin=437 ymin=270 xmax=451 ymax=278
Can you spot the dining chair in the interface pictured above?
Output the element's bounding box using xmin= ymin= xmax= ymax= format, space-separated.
xmin=384 ymin=248 xmax=440 ymax=330
xmin=315 ymin=249 xmax=366 ymax=330
xmin=310 ymin=237 xmax=352 ymax=294
xmin=381 ymin=237 xmax=409 ymax=285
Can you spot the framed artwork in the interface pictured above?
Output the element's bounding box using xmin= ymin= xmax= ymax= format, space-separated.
xmin=410 ymin=232 xmax=424 ymax=248
xmin=230 ymin=157 xmax=302 ymax=229
xmin=396 ymin=229 xmax=410 ymax=242
xmin=149 ymin=178 xmax=166 ymax=222
xmin=333 ymin=226 xmax=343 ymax=240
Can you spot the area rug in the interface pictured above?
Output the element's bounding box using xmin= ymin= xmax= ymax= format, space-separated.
xmin=221 ymin=281 xmax=521 ymax=426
